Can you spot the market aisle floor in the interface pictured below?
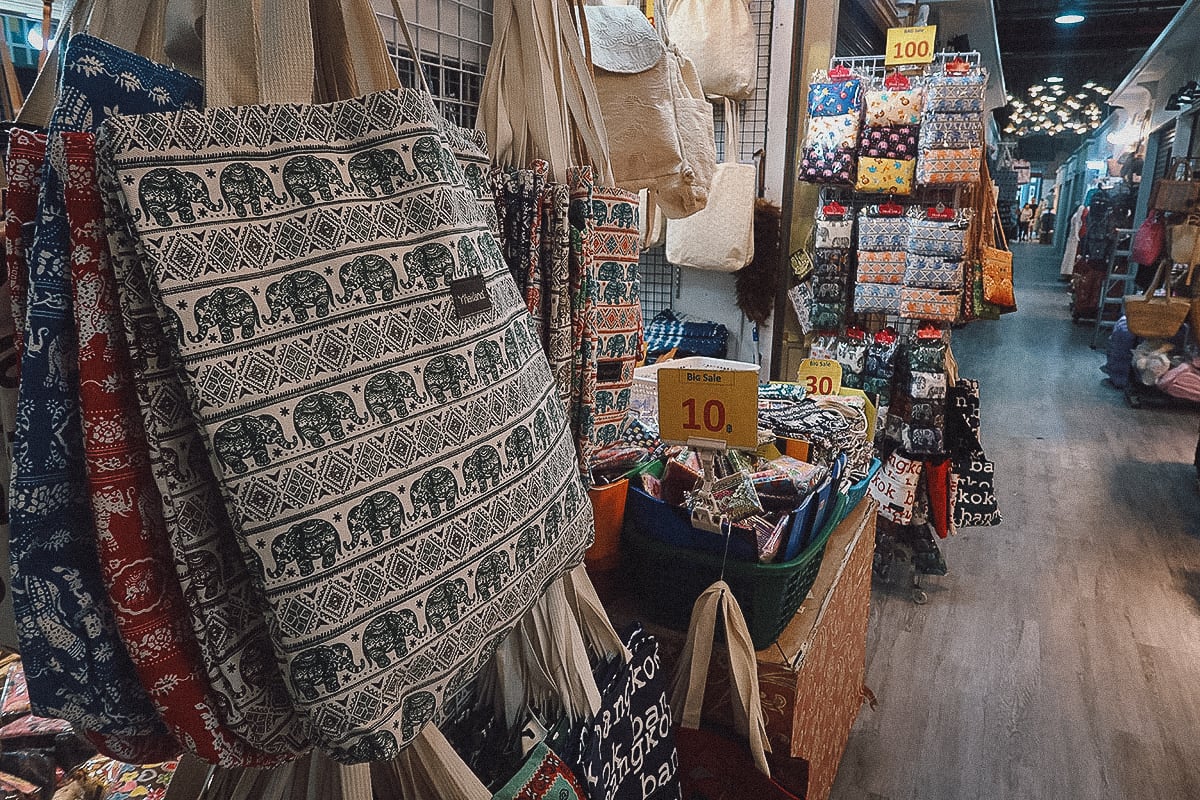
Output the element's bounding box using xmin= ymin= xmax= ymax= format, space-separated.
xmin=831 ymin=243 xmax=1200 ymax=800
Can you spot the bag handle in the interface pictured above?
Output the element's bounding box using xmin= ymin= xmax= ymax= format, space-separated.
xmin=1140 ymin=261 xmax=1174 ymax=304
xmin=16 ymin=0 xmax=98 ymax=126
xmin=563 ymin=564 xmax=632 ymax=663
xmin=670 ymin=581 xmax=772 ymax=776
xmin=723 ymin=98 xmax=740 ymax=165
xmin=389 ymin=725 xmax=491 ymax=800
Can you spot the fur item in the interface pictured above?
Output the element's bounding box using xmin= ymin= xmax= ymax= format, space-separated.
xmin=736 ymin=198 xmax=782 ymax=324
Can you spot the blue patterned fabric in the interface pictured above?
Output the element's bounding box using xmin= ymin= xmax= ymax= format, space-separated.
xmin=643 ymin=310 xmax=728 ymax=360
xmin=10 ymin=34 xmax=201 ymax=753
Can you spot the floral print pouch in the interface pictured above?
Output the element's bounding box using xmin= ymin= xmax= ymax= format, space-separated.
xmin=864 ymin=87 xmax=925 ymax=126
xmin=808 ymin=79 xmax=863 ymax=117
xmin=856 ymin=157 xmax=916 ymax=195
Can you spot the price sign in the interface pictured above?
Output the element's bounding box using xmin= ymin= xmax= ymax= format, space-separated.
xmin=657 ymin=367 xmax=759 ymax=450
xmin=796 ymin=358 xmax=843 ymax=396
xmin=885 ymin=25 xmax=936 ymax=66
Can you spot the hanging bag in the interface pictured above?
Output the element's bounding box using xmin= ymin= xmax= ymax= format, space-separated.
xmin=1131 ymin=211 xmax=1165 ymax=266
xmin=97 ymin=0 xmax=593 ymax=760
xmin=670 ymin=581 xmax=801 ymax=799
xmin=1124 ymin=261 xmax=1192 ymax=339
xmin=583 ymin=2 xmax=716 ymax=215
xmin=665 ymin=100 xmax=757 ymax=271
xmin=10 ymin=0 xmax=202 ymax=762
xmin=974 ymin=159 xmax=1017 ymax=311
xmin=659 ymin=0 xmax=757 ymax=100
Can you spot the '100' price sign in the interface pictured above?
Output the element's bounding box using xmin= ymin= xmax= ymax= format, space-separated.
xmin=657 ymin=367 xmax=759 ymax=450
xmin=885 ymin=24 xmax=937 ymax=66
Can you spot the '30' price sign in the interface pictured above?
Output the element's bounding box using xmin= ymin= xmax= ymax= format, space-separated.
xmin=796 ymin=358 xmax=843 ymax=396
xmin=657 ymin=367 xmax=759 ymax=450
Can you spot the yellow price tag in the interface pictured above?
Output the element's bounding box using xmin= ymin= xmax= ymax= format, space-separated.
xmin=657 ymin=368 xmax=759 ymax=450
xmin=796 ymin=358 xmax=843 ymax=396
xmin=885 ymin=25 xmax=937 ymax=66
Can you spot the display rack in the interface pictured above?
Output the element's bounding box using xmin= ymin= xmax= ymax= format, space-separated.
xmin=827 ymin=50 xmax=982 ymax=80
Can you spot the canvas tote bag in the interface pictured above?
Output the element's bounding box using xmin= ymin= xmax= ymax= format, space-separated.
xmin=666 ymin=100 xmax=756 ymax=271
xmin=9 ymin=0 xmax=202 ymax=762
xmin=97 ymin=0 xmax=593 ymax=761
xmin=659 ymin=0 xmax=757 ymax=100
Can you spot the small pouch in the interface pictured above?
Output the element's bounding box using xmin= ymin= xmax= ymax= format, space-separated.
xmin=907 ymin=337 xmax=948 ymax=373
xmin=916 ymin=147 xmax=983 ymax=185
xmin=909 ymin=370 xmax=948 ymax=400
xmin=800 ymin=145 xmax=855 ymax=185
xmin=864 ymin=87 xmax=925 ymax=126
xmin=814 ymin=218 xmax=854 ymax=249
xmin=856 ymin=157 xmax=916 ymax=195
xmin=856 ymin=250 xmax=906 ymax=284
xmin=808 ymin=79 xmax=863 ymax=116
xmin=919 ymin=117 xmax=983 ymax=149
xmin=815 ymin=247 xmax=853 ymax=276
xmin=858 ymin=214 xmax=910 ymax=250
xmin=809 ymin=302 xmax=846 ymax=332
xmin=858 ymin=124 xmax=919 ymax=160
xmin=711 ymin=471 xmax=764 ymax=523
xmin=810 ymin=333 xmax=839 ymax=360
xmin=805 ymin=114 xmax=860 ymax=151
xmin=662 ymin=450 xmax=703 ymax=506
xmin=901 ymin=287 xmax=962 ymax=322
xmin=836 ymin=335 xmax=868 ymax=375
xmin=854 ymin=282 xmax=903 ymax=314
xmin=812 ymin=275 xmax=849 ymax=301
xmin=904 ymin=253 xmax=963 ymax=289
xmin=903 ymin=424 xmax=945 ymax=456
xmin=767 ymin=455 xmax=828 ymax=497
xmin=908 ymin=219 xmax=968 ymax=257
xmin=865 ymin=335 xmax=899 ymax=380
xmin=926 ymin=73 xmax=986 ymax=113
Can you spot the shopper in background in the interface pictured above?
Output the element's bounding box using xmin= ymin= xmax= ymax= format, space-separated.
xmin=1019 ymin=202 xmax=1035 ymax=241
xmin=1039 ymin=207 xmax=1055 ymax=244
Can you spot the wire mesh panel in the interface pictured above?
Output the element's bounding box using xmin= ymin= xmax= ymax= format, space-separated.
xmin=373 ymin=0 xmax=776 ymax=330
xmin=640 ymin=0 xmax=776 ymax=326
xmin=376 ymin=0 xmax=492 ymax=128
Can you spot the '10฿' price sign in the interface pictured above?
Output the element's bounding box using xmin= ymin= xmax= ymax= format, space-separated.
xmin=885 ymin=25 xmax=936 ymax=66
xmin=657 ymin=367 xmax=759 ymax=450
xmin=796 ymin=358 xmax=843 ymax=396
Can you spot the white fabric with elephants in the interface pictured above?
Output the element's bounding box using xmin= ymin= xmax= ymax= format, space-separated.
xmin=96 ymin=87 xmax=592 ymax=762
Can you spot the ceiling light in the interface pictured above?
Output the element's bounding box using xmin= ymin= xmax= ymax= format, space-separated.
xmin=1046 ymin=76 xmax=1063 ymax=83
xmin=1055 ymin=12 xmax=1085 ymax=24
xmin=26 ymin=26 xmax=42 ymax=50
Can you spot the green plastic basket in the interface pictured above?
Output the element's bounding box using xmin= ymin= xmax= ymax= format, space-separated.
xmin=623 ymin=494 xmax=849 ymax=650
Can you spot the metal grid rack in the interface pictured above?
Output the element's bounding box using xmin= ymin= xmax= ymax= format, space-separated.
xmin=638 ymin=0 xmax=776 ymax=326
xmin=376 ymin=0 xmax=492 ymax=128
xmin=826 ymin=50 xmax=983 ymax=82
xmin=374 ymin=0 xmax=776 ymax=328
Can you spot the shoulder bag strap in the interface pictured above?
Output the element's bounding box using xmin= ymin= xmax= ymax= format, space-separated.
xmin=563 ymin=564 xmax=632 ymax=663
xmin=205 ymin=0 xmax=315 ymax=107
xmin=15 ymin=0 xmax=96 ymax=127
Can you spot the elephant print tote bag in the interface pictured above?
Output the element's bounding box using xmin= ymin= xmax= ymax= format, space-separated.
xmin=63 ymin=132 xmax=286 ymax=767
xmin=11 ymin=33 xmax=200 ymax=762
xmin=97 ymin=84 xmax=593 ymax=760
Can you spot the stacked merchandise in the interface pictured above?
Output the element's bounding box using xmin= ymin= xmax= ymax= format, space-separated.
xmin=812 ymin=202 xmax=855 ymax=329
xmin=901 ymin=209 xmax=969 ymax=322
xmin=854 ymin=203 xmax=907 ymax=315
xmin=799 ymin=69 xmax=861 ymax=185
xmin=916 ymin=62 xmax=986 ymax=186
xmin=856 ymin=74 xmax=922 ymax=195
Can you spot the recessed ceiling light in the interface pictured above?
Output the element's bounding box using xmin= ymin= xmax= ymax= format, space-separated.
xmin=1046 ymin=76 xmax=1064 ymax=83
xmin=1055 ymin=12 xmax=1085 ymax=24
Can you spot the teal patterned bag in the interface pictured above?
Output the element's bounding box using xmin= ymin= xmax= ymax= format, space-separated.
xmin=97 ymin=8 xmax=592 ymax=762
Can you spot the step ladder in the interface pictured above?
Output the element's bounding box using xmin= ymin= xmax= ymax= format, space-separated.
xmin=1090 ymin=228 xmax=1136 ymax=349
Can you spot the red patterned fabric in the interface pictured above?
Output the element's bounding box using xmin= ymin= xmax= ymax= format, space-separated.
xmin=3 ymin=129 xmax=46 ymax=367
xmin=60 ymin=132 xmax=276 ymax=767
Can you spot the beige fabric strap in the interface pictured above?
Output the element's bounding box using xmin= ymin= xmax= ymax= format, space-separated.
xmin=563 ymin=564 xmax=632 ymax=663
xmin=391 ymin=725 xmax=491 ymax=800
xmin=723 ymin=97 xmax=740 ymax=165
xmin=670 ymin=581 xmax=772 ymax=776
xmin=204 ymin=0 xmax=315 ymax=107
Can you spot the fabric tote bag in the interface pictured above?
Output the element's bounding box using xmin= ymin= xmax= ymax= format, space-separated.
xmin=63 ymin=132 xmax=284 ymax=767
xmin=660 ymin=0 xmax=757 ymax=100
xmin=97 ymin=0 xmax=593 ymax=761
xmin=666 ymin=100 xmax=756 ymax=271
xmin=671 ymin=582 xmax=801 ymax=800
xmin=11 ymin=18 xmax=197 ymax=761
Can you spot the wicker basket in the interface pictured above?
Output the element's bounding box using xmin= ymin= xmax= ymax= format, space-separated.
xmin=1124 ymin=263 xmax=1190 ymax=339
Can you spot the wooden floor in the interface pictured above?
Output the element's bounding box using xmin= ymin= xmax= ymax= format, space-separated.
xmin=830 ymin=244 xmax=1200 ymax=800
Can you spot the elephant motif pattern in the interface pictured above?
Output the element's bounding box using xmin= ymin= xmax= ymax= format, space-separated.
xmin=100 ymin=83 xmax=594 ymax=759
xmin=568 ymin=173 xmax=643 ymax=472
xmin=220 ymin=162 xmax=287 ymax=217
xmin=9 ymin=34 xmax=207 ymax=760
